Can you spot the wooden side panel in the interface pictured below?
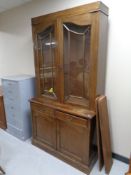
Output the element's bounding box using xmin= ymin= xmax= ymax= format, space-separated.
xmin=96 ymin=12 xmax=108 ymax=96
xmin=97 ymin=95 xmax=113 ymax=174
xmin=95 ymin=96 xmax=104 ymax=170
xmin=0 ymin=88 xmax=7 ymax=129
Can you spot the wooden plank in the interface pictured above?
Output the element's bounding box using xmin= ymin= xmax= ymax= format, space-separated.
xmin=95 ymin=96 xmax=104 ymax=171
xmin=97 ymin=95 xmax=113 ymax=174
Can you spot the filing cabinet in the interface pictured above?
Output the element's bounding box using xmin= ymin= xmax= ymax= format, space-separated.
xmin=2 ymin=75 xmax=35 ymax=140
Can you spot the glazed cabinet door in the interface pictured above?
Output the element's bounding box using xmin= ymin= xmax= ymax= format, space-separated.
xmin=32 ymin=21 xmax=60 ymax=100
xmin=56 ymin=111 xmax=91 ymax=165
xmin=60 ymin=13 xmax=98 ymax=108
xmin=31 ymin=104 xmax=57 ymax=149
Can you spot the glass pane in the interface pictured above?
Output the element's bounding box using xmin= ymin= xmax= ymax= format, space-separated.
xmin=37 ymin=26 xmax=57 ymax=98
xmin=63 ymin=23 xmax=91 ymax=100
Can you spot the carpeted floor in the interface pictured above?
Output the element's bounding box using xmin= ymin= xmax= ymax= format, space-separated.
xmin=0 ymin=129 xmax=128 ymax=175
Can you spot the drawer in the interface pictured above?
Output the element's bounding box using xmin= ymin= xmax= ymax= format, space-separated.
xmin=4 ymin=101 xmax=21 ymax=113
xmin=3 ymin=88 xmax=20 ymax=99
xmin=2 ymin=80 xmax=20 ymax=98
xmin=6 ymin=113 xmax=17 ymax=127
xmin=4 ymin=95 xmax=20 ymax=104
xmin=5 ymin=105 xmax=22 ymax=126
xmin=2 ymin=80 xmax=18 ymax=89
xmin=32 ymin=104 xmax=54 ymax=118
xmin=55 ymin=111 xmax=88 ymax=128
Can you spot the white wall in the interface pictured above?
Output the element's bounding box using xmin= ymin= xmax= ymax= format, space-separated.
xmin=0 ymin=0 xmax=131 ymax=158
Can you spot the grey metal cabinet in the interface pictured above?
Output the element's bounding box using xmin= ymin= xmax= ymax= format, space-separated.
xmin=2 ymin=75 xmax=35 ymax=140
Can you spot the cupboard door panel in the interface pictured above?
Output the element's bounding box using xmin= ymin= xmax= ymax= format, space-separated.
xmin=56 ymin=111 xmax=90 ymax=164
xmin=32 ymin=108 xmax=56 ymax=149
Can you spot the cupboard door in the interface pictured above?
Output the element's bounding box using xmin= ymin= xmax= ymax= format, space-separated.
xmin=33 ymin=22 xmax=59 ymax=100
xmin=32 ymin=106 xmax=57 ymax=149
xmin=56 ymin=111 xmax=90 ymax=165
xmin=61 ymin=13 xmax=97 ymax=107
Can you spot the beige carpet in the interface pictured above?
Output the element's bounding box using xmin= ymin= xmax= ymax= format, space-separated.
xmin=0 ymin=129 xmax=128 ymax=175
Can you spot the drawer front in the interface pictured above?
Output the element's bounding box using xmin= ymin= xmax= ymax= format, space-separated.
xmin=4 ymin=103 xmax=22 ymax=128
xmin=55 ymin=111 xmax=88 ymax=128
xmin=4 ymin=100 xmax=21 ymax=115
xmin=32 ymin=104 xmax=54 ymax=118
xmin=2 ymin=80 xmax=18 ymax=89
xmin=2 ymin=80 xmax=20 ymax=99
xmin=4 ymin=95 xmax=20 ymax=104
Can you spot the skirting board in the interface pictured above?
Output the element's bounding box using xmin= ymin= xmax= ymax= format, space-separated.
xmin=93 ymin=145 xmax=129 ymax=164
xmin=112 ymin=153 xmax=129 ymax=164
